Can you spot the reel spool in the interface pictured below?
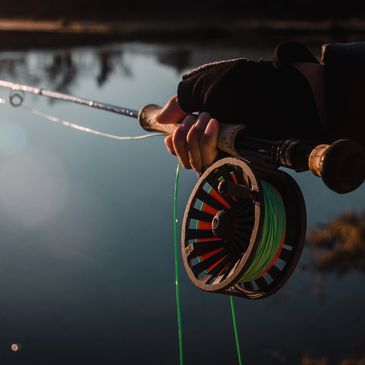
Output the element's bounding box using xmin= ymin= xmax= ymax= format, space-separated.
xmin=181 ymin=157 xmax=306 ymax=300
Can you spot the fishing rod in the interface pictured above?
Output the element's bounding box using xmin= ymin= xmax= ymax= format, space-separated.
xmin=0 ymin=80 xmax=139 ymax=118
xmin=1 ymin=78 xmax=364 ymax=301
xmin=3 ymin=80 xmax=363 ymax=365
xmin=1 ymin=79 xmax=364 ymax=194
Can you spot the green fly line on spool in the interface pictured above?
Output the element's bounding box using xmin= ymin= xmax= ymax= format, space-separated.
xmin=239 ymin=181 xmax=286 ymax=282
xmin=195 ymin=178 xmax=286 ymax=283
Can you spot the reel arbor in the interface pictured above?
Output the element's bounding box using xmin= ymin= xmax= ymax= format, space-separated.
xmin=182 ymin=157 xmax=306 ymax=299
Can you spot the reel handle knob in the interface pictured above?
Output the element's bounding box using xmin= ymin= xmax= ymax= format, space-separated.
xmin=308 ymin=139 xmax=365 ymax=194
xmin=138 ymin=104 xmax=246 ymax=157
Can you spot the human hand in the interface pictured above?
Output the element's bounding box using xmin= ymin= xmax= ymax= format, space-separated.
xmin=156 ymin=96 xmax=220 ymax=174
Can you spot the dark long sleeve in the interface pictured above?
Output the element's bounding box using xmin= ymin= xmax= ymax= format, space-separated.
xmin=177 ymin=41 xmax=365 ymax=146
xmin=322 ymin=42 xmax=365 ymax=146
xmin=177 ymin=55 xmax=322 ymax=141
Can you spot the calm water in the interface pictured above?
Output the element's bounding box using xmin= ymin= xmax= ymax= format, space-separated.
xmin=0 ymin=38 xmax=364 ymax=365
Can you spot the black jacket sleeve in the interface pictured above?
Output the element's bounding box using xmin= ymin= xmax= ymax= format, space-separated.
xmin=322 ymin=42 xmax=365 ymax=146
xmin=177 ymin=41 xmax=365 ymax=146
xmin=177 ymin=42 xmax=322 ymax=141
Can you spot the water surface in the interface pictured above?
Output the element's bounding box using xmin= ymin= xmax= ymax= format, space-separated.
xmin=0 ymin=39 xmax=364 ymax=365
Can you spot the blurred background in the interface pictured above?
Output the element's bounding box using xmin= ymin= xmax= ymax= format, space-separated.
xmin=1 ymin=0 xmax=365 ymax=20
xmin=0 ymin=4 xmax=364 ymax=365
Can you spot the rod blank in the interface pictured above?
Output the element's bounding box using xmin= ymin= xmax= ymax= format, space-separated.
xmin=0 ymin=79 xmax=139 ymax=118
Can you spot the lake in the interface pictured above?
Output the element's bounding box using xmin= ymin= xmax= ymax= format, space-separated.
xmin=0 ymin=35 xmax=364 ymax=365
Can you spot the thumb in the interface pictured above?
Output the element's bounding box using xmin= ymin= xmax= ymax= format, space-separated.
xmin=156 ymin=96 xmax=187 ymax=124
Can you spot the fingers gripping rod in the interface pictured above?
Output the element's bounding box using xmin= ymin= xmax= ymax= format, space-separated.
xmin=139 ymin=105 xmax=365 ymax=194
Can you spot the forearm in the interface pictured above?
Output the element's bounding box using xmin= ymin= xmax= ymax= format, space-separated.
xmin=177 ymin=42 xmax=325 ymax=141
xmin=322 ymin=42 xmax=365 ymax=146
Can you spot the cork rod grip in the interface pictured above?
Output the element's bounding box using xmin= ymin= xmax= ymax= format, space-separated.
xmin=138 ymin=104 xmax=246 ymax=157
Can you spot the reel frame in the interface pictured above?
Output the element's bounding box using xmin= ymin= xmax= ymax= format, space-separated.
xmin=181 ymin=157 xmax=306 ymax=300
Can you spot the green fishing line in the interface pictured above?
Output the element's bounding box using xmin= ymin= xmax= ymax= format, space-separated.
xmin=230 ymin=296 xmax=243 ymax=365
xmin=239 ymin=181 xmax=286 ymax=283
xmin=174 ymin=168 xmax=286 ymax=365
xmin=174 ymin=164 xmax=242 ymax=365
xmin=173 ymin=165 xmax=243 ymax=365
xmin=173 ymin=163 xmax=184 ymax=365
xmin=195 ymin=179 xmax=286 ymax=282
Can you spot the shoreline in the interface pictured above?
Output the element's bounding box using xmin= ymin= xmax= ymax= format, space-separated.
xmin=1 ymin=18 xmax=365 ymax=34
xmin=0 ymin=18 xmax=364 ymax=50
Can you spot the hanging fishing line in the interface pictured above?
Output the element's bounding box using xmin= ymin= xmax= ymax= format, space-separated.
xmin=20 ymin=104 xmax=163 ymax=141
xmin=174 ymin=166 xmax=245 ymax=365
xmin=2 ymin=90 xmax=162 ymax=141
xmin=173 ymin=164 xmax=184 ymax=365
xmin=230 ymin=296 xmax=243 ymax=365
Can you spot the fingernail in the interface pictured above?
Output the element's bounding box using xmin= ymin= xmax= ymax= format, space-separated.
xmin=196 ymin=169 xmax=205 ymax=177
xmin=190 ymin=161 xmax=202 ymax=176
xmin=204 ymin=118 xmax=219 ymax=136
xmin=198 ymin=166 xmax=206 ymax=176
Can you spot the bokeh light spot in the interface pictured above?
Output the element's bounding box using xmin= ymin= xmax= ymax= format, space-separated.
xmin=10 ymin=343 xmax=20 ymax=352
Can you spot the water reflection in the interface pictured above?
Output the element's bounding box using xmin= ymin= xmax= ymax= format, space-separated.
xmin=0 ymin=44 xmax=266 ymax=93
xmin=0 ymin=48 xmax=134 ymax=93
xmin=0 ymin=57 xmax=27 ymax=79
xmin=45 ymin=52 xmax=77 ymax=94
xmin=156 ymin=48 xmax=191 ymax=73
xmin=96 ymin=50 xmax=132 ymax=86
xmin=0 ymin=41 xmax=364 ymax=365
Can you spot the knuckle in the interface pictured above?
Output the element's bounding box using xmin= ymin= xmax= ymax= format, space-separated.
xmin=199 ymin=111 xmax=211 ymax=120
xmin=166 ymin=95 xmax=178 ymax=109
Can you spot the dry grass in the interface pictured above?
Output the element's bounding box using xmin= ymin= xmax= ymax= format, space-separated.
xmin=308 ymin=212 xmax=365 ymax=273
xmin=299 ymin=356 xmax=328 ymax=365
xmin=296 ymin=355 xmax=365 ymax=365
xmin=340 ymin=356 xmax=365 ymax=365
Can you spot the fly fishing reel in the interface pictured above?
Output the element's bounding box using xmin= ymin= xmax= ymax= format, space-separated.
xmin=181 ymin=157 xmax=306 ymax=300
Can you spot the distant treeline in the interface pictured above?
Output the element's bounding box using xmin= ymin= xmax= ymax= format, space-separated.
xmin=1 ymin=0 xmax=365 ymax=20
